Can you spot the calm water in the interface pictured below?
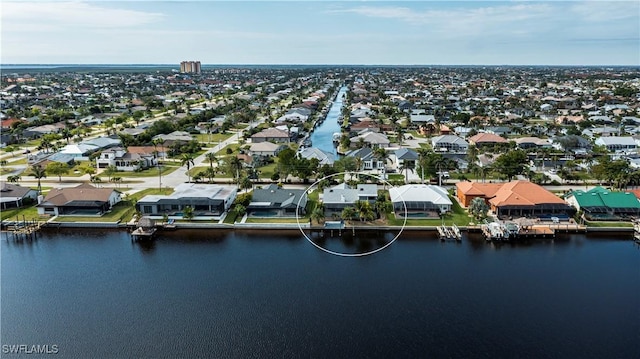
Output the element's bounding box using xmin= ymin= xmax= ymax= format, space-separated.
xmin=309 ymin=86 xmax=347 ymax=155
xmin=2 ymin=230 xmax=639 ymax=358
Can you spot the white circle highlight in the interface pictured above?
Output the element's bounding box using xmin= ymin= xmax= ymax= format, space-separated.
xmin=295 ymin=171 xmax=407 ymax=257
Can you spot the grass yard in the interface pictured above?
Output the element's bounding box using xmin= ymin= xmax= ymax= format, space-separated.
xmin=583 ymin=220 xmax=633 ymax=228
xmin=215 ymin=144 xmax=242 ymax=156
xmin=194 ymin=133 xmax=233 ymax=145
xmin=115 ymin=163 xmax=180 ymax=178
xmin=244 ymin=217 xmax=301 ymax=224
xmin=1 ymin=206 xmax=40 ymax=221
xmin=386 ymin=196 xmax=472 ymax=226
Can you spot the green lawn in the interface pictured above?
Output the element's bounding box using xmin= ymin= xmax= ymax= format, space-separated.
xmin=115 ymin=163 xmax=179 ymax=178
xmin=7 ymin=157 xmax=27 ymax=165
xmin=193 ymin=133 xmax=233 ymax=145
xmin=215 ymin=144 xmax=242 ymax=156
xmin=54 ymin=202 xmax=134 ymax=223
xmin=584 ymin=220 xmax=634 ymax=228
xmin=386 ymin=196 xmax=472 ymax=226
xmin=1 ymin=206 xmax=40 ymax=221
xmin=255 ymin=162 xmax=277 ymax=179
xmin=244 ymin=217 xmax=301 ymax=224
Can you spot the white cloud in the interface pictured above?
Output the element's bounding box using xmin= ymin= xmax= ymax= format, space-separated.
xmin=1 ymin=1 xmax=165 ymax=30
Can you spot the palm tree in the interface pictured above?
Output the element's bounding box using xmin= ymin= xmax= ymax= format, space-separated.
xmin=354 ymin=156 xmax=364 ymax=173
xmin=204 ymin=167 xmax=216 ymax=183
xmin=205 ymin=152 xmax=218 ymax=172
xmin=180 ymin=153 xmax=195 ymax=183
xmin=341 ymin=207 xmax=356 ymax=222
xmin=227 ymin=156 xmax=244 ymax=186
xmin=30 ymin=165 xmax=46 ymax=194
xmin=103 ymin=165 xmax=118 ymax=182
xmin=311 ymin=205 xmax=325 ymax=225
xmin=399 ymin=161 xmax=415 ymax=184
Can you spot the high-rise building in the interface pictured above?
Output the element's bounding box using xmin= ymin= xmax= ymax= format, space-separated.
xmin=179 ymin=61 xmax=201 ymax=74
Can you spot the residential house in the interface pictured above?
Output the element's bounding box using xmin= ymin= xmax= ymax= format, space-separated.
xmin=153 ymin=131 xmax=193 ymax=146
xmin=468 ymin=133 xmax=508 ymax=148
xmin=247 ymin=184 xmax=308 ymax=217
xmin=394 ymin=148 xmax=418 ymax=170
xmin=322 ymin=183 xmax=377 ymax=217
xmin=594 ymin=136 xmax=637 ymax=152
xmin=513 ymin=137 xmax=552 ymax=150
xmin=349 ymin=131 xmax=390 ymax=149
xmin=298 ymin=147 xmax=335 ymax=166
xmin=136 ymin=183 xmax=237 ymax=219
xmin=251 ymin=127 xmax=290 ymax=144
xmin=346 ymin=147 xmax=385 ymax=171
xmin=566 ymin=186 xmax=640 ymax=220
xmin=456 ymin=180 xmax=574 ymax=218
xmin=0 ymin=182 xmax=38 ymax=209
xmin=37 ymin=183 xmax=122 ymax=216
xmin=431 ymin=135 xmax=469 ymax=153
xmin=249 ymin=142 xmax=286 ymax=157
xmin=96 ymin=147 xmax=156 ymax=171
xmin=389 ymin=184 xmax=452 ymax=217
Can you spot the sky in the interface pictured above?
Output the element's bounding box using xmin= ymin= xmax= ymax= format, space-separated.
xmin=1 ymin=0 xmax=639 ymax=65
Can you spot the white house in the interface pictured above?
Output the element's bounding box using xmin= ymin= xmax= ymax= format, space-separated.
xmin=389 ymin=184 xmax=452 ymax=216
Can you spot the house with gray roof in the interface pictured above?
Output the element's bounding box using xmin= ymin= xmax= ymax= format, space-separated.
xmin=251 ymin=127 xmax=290 ymax=144
xmin=136 ymin=183 xmax=237 ymax=219
xmin=594 ymin=136 xmax=637 ymax=152
xmin=322 ymin=183 xmax=378 ymax=217
xmin=298 ymin=147 xmax=335 ymax=166
xmin=394 ymin=148 xmax=418 ymax=169
xmin=431 ymin=135 xmax=469 ymax=153
xmin=349 ymin=131 xmax=390 ymax=149
xmin=346 ymin=147 xmax=385 ymax=171
xmin=247 ymin=184 xmax=308 ymax=217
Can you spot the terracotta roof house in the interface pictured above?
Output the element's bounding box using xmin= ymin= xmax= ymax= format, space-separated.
xmin=251 ymin=128 xmax=290 ymax=144
xmin=566 ymin=186 xmax=640 ymax=220
xmin=135 ymin=183 xmax=237 ymax=219
xmin=0 ymin=182 xmax=38 ymax=210
xmin=456 ymin=181 xmax=574 ymax=218
xmin=468 ymin=133 xmax=508 ymax=147
xmin=247 ymin=184 xmax=308 ymax=217
xmin=389 ymin=184 xmax=452 ymax=217
xmin=37 ymin=183 xmax=122 ymax=216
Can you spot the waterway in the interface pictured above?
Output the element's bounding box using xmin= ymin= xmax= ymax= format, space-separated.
xmin=2 ymin=230 xmax=639 ymax=358
xmin=309 ymin=86 xmax=347 ymax=155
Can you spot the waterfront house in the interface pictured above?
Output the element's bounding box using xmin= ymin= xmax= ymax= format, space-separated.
xmin=322 ymin=183 xmax=378 ymax=217
xmin=135 ymin=183 xmax=237 ymax=219
xmin=349 ymin=131 xmax=390 ymax=149
xmin=298 ymin=147 xmax=335 ymax=166
xmin=247 ymin=184 xmax=308 ymax=217
xmin=565 ymin=186 xmax=640 ymax=220
xmin=0 ymin=182 xmax=38 ymax=210
xmin=37 ymin=183 xmax=122 ymax=216
xmin=456 ymin=180 xmax=574 ymax=218
xmin=389 ymin=184 xmax=452 ymax=217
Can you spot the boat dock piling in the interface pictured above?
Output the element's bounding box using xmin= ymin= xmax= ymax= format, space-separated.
xmin=7 ymin=216 xmax=43 ymax=241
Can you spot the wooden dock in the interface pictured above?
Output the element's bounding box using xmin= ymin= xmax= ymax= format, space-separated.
xmin=6 ymin=217 xmax=44 ymax=241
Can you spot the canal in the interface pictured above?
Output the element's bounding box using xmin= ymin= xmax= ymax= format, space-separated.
xmin=309 ymin=85 xmax=348 ymax=155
